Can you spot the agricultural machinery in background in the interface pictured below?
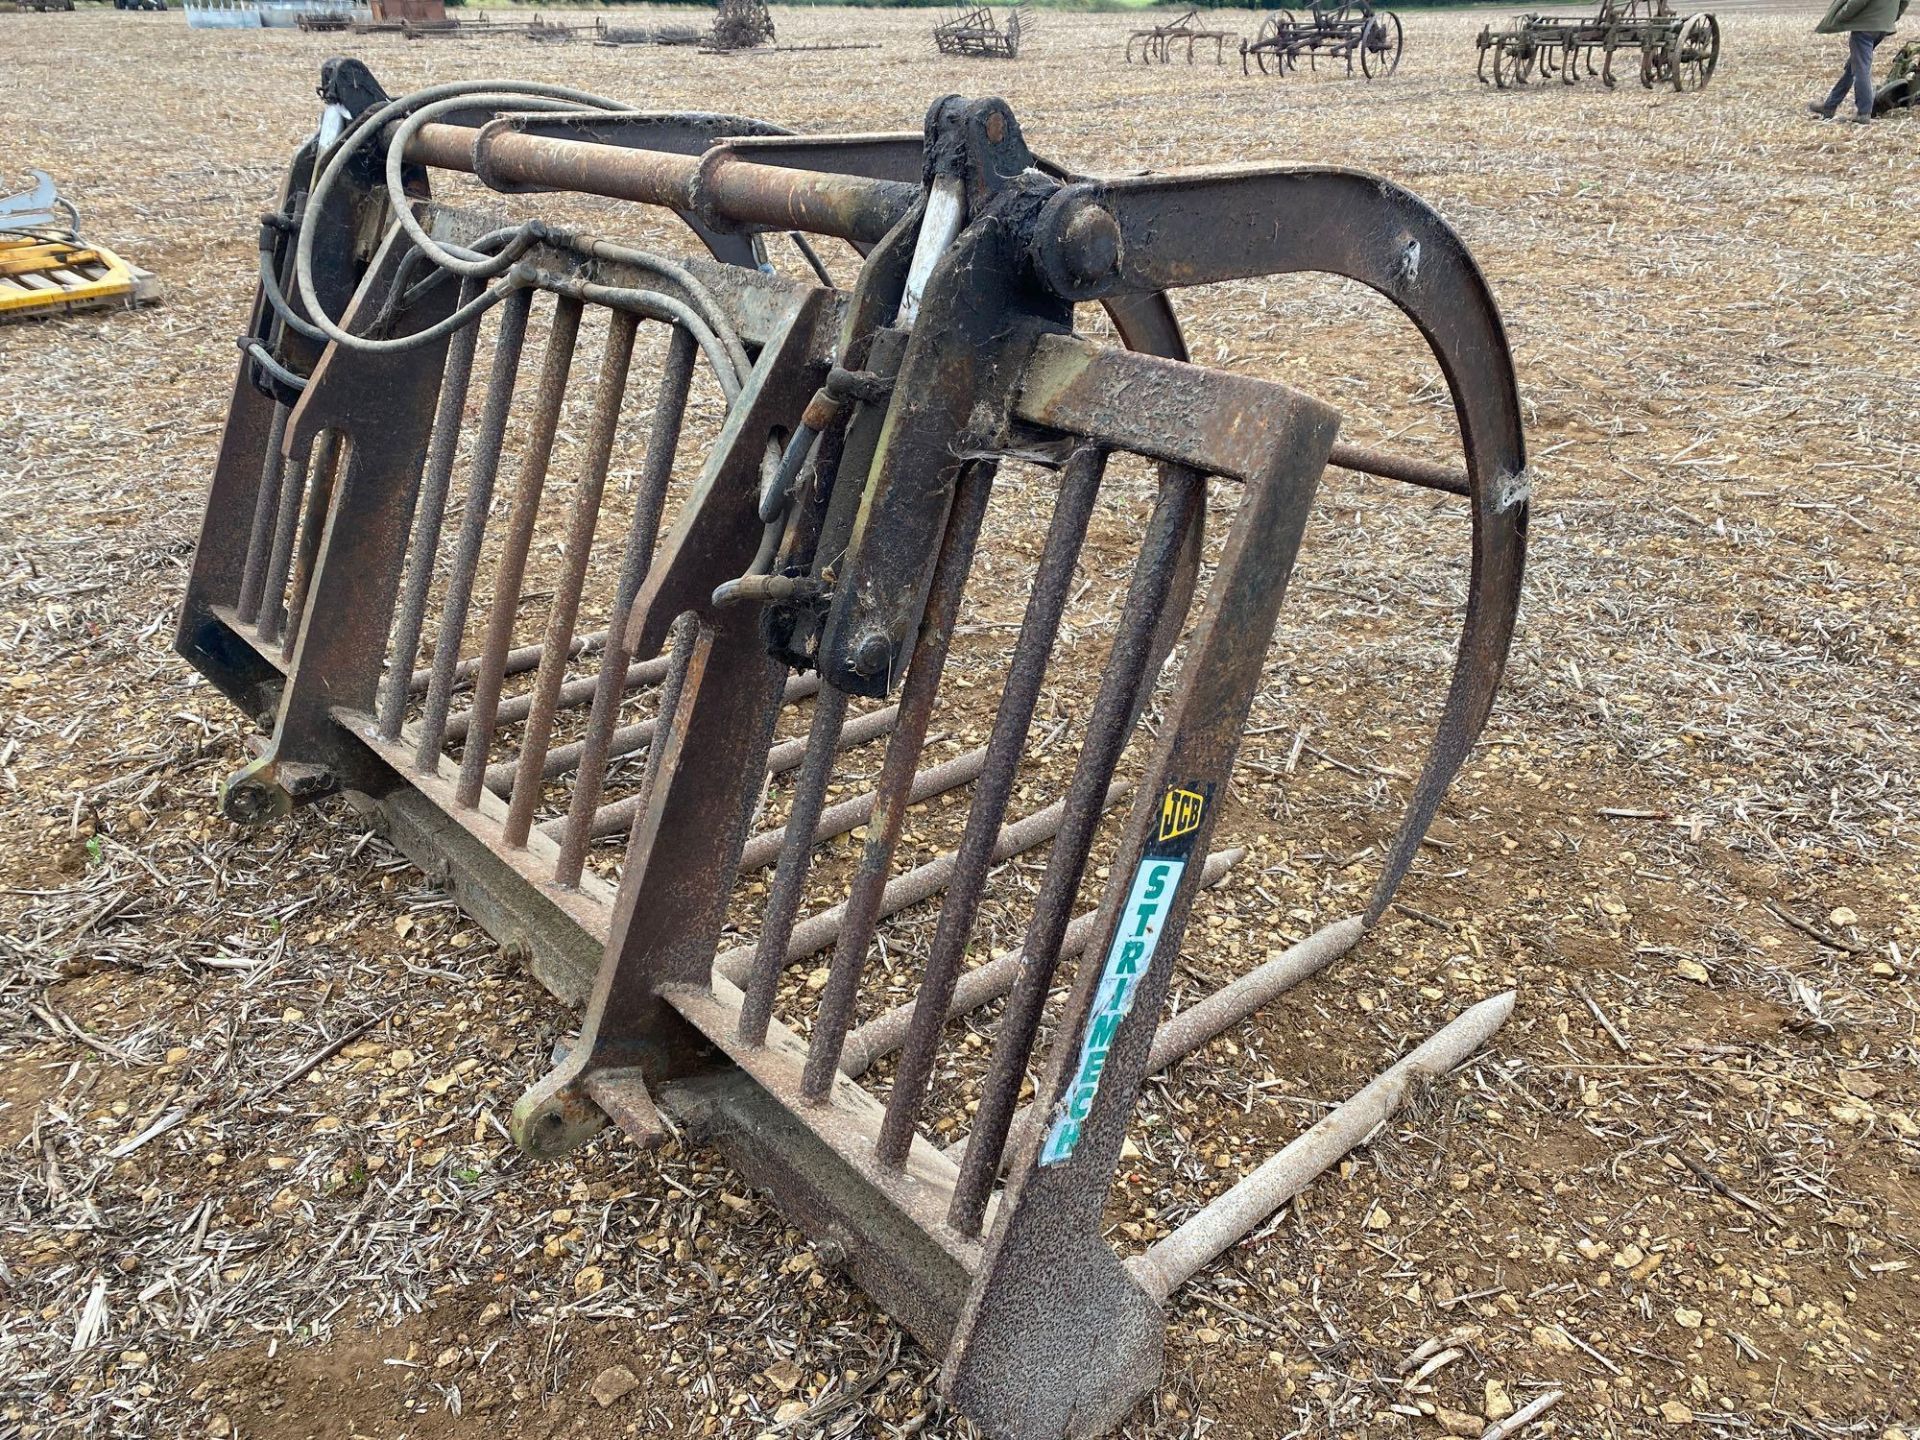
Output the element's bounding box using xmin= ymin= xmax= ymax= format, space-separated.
xmin=933 ymin=3 xmax=1027 ymax=59
xmin=1241 ymin=0 xmax=1404 ymax=79
xmin=1126 ymin=7 xmax=1237 ymax=63
xmin=1874 ymin=39 xmax=1918 ymax=115
xmin=1477 ymin=0 xmax=1719 ymax=90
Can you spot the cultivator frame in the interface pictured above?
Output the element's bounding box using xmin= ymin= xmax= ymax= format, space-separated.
xmin=1477 ymin=0 xmax=1719 ymax=90
xmin=1125 ymin=7 xmax=1235 ymax=63
xmin=178 ymin=62 xmax=1530 ymax=1439
xmin=1241 ymin=0 xmax=1404 ymax=80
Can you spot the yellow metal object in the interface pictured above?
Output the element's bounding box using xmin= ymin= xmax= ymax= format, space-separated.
xmin=0 ymin=229 xmax=143 ymax=322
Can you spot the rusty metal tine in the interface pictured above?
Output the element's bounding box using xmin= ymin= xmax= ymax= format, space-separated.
xmin=1147 ymin=917 xmax=1363 ymax=1074
xmin=1128 ymin=993 xmax=1516 ymax=1303
xmin=278 ymin=429 xmax=342 ymax=658
xmin=235 ymin=402 xmax=290 ymax=625
xmin=413 ymin=286 xmax=534 ymax=771
xmin=377 ymin=278 xmax=485 ymax=740
xmin=504 ymin=311 xmax=641 ymax=848
xmin=715 ymin=780 xmax=1129 ymax=990
xmin=840 ymin=846 xmax=1243 ymax=1081
xmin=486 ymin=672 xmax=820 ymax=799
xmin=800 ymin=463 xmax=995 ymax=1101
xmin=947 ymin=914 xmax=1360 ymax=1168
xmin=611 ymin=326 xmax=699 ymax=621
xmin=738 ymin=685 xmax=850 ymax=1046
xmin=636 ymin=611 xmax=700 ymax=830
xmin=541 ymin=706 xmax=936 ymax=852
xmin=947 ymin=468 xmax=1203 ymax=1235
xmin=764 ymin=702 xmax=897 ymax=773
xmin=444 ymin=655 xmax=671 ymax=746
xmin=736 ymin=745 xmax=986 ymax=873
xmin=253 ymin=447 xmax=309 ymax=646
xmin=454 ymin=296 xmax=585 ymax=809
xmin=876 ymin=446 xmax=1105 ymax=1168
xmin=553 ymin=323 xmax=698 ymax=888
xmin=407 ymin=629 xmax=608 ymax=698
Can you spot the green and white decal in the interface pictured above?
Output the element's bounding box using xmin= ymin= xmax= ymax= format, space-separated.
xmin=1039 ymin=782 xmax=1211 ymax=1167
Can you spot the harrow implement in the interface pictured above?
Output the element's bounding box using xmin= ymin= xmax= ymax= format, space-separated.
xmin=1125 ymin=7 xmax=1235 ymax=63
xmin=1242 ymin=0 xmax=1404 ymax=79
xmin=933 ymin=2 xmax=1027 ymax=58
xmin=1477 ymin=0 xmax=1719 ymax=90
xmin=178 ymin=61 xmax=1530 ymax=1439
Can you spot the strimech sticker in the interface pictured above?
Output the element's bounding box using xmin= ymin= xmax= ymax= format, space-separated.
xmin=1039 ymin=782 xmax=1212 ymax=1166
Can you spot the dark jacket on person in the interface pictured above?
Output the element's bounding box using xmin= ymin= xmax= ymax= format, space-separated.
xmin=1817 ymin=0 xmax=1908 ymax=35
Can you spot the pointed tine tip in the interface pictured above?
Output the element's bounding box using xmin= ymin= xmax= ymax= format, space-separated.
xmin=1412 ymin=989 xmax=1517 ymax=1073
xmin=1477 ymin=989 xmax=1519 ymax=1026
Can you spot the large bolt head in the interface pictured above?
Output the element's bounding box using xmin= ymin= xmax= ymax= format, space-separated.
xmin=852 ymin=632 xmax=893 ymax=678
xmin=1060 ymin=205 xmax=1122 ymax=288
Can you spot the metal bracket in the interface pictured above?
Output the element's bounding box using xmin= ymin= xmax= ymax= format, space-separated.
xmin=219 ymin=755 xmax=337 ymax=825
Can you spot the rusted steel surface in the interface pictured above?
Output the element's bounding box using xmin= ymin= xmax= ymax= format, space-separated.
xmin=409 ymin=121 xmax=918 ymax=246
xmin=178 ymin=69 xmax=1530 ymax=1440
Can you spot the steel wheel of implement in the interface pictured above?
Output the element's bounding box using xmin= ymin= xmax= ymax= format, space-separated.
xmin=1667 ymin=11 xmax=1719 ymax=90
xmin=1255 ymin=13 xmax=1293 ymax=73
xmin=1494 ymin=38 xmax=1534 ymax=87
xmin=1360 ymin=10 xmax=1403 ymax=78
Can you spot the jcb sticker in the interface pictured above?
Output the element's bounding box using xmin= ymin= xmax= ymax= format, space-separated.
xmin=1157 ymin=787 xmax=1207 ymax=844
xmin=1039 ymin=780 xmax=1212 ymax=1168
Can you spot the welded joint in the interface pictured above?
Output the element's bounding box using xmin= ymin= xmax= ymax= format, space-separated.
xmin=689 ymin=146 xmax=745 ymax=236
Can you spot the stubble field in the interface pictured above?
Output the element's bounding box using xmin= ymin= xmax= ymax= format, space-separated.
xmin=1 ymin=5 xmax=1917 ymax=1440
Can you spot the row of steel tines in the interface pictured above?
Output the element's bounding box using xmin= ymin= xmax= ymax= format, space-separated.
xmin=232 ymin=284 xmax=752 ymax=883
xmin=224 ymin=273 xmax=1022 ymax=938
xmin=232 ymin=276 xmax=1251 ymax=1237
xmin=722 ymin=431 xmax=1228 ymax=1237
xmin=231 ymin=394 xmax=342 ymax=691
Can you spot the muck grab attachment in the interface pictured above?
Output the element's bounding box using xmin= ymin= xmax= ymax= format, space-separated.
xmin=178 ymin=59 xmax=1530 ymax=1439
xmin=1242 ymin=1 xmax=1405 ymax=80
xmin=1477 ymin=0 xmax=1719 ymax=90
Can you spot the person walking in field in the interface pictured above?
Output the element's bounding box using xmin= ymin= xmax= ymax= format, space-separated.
xmin=1807 ymin=0 xmax=1910 ymax=122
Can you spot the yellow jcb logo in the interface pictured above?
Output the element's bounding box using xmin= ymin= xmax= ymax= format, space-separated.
xmin=1156 ymin=787 xmax=1206 ymax=843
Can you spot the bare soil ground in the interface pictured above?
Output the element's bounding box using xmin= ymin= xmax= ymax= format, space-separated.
xmin=2 ymin=6 xmax=1917 ymax=1440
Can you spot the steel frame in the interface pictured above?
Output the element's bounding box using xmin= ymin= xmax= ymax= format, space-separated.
xmin=177 ymin=73 xmax=1530 ymax=1440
